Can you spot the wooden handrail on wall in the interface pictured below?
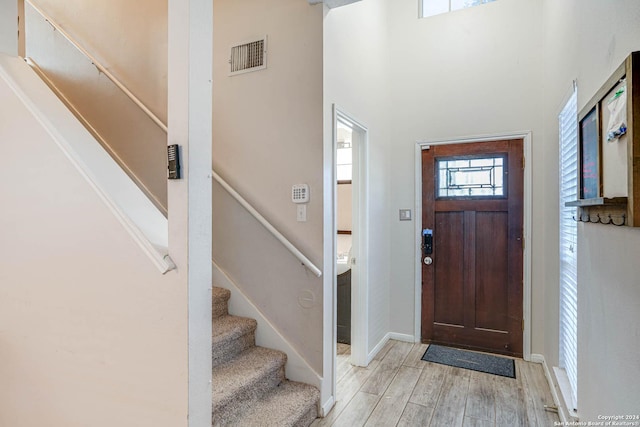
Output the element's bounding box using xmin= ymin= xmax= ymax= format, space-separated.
xmin=25 ymin=0 xmax=168 ymax=133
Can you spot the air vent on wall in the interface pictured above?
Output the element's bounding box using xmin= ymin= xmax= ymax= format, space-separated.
xmin=229 ymin=36 xmax=267 ymax=76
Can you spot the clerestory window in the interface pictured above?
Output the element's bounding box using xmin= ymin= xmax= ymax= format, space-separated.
xmin=420 ymin=0 xmax=497 ymax=18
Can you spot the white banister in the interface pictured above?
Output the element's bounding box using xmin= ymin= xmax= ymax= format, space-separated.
xmin=25 ymin=0 xmax=168 ymax=134
xmin=211 ymin=169 xmax=323 ymax=278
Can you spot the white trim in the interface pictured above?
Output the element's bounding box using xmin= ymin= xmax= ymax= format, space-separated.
xmin=212 ymin=261 xmax=321 ymax=388
xmin=333 ymin=106 xmax=369 ymax=370
xmin=388 ymin=332 xmax=416 ymax=343
xmin=211 ymin=169 xmax=322 ymax=277
xmin=552 ymin=366 xmax=580 ymax=421
xmin=320 ymin=395 xmax=336 ymax=418
xmin=531 ymin=354 xmax=570 ymax=424
xmin=414 ymin=131 xmax=533 ymax=360
xmin=167 ymin=0 xmax=213 ymax=423
xmin=0 ymin=55 xmax=173 ymax=275
xmin=365 ymin=331 xmax=415 ymax=365
xmin=367 ymin=332 xmax=391 ymax=364
xmin=322 ymin=108 xmax=335 ymax=417
xmin=338 ymin=108 xmax=369 ymax=368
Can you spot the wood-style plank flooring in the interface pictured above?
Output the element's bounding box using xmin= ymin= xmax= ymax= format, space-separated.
xmin=312 ymin=341 xmax=559 ymax=427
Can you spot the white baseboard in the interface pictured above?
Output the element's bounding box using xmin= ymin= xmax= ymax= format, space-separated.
xmin=367 ymin=333 xmax=391 ymax=365
xmin=212 ymin=261 xmax=321 ymax=391
xmin=388 ymin=332 xmax=417 ymax=343
xmin=320 ymin=395 xmax=335 ymax=418
xmin=366 ymin=332 xmax=416 ymax=365
xmin=530 ymin=353 xmax=569 ymax=424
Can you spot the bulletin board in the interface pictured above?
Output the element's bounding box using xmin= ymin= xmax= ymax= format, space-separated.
xmin=579 ymin=107 xmax=600 ymax=200
xmin=567 ymin=50 xmax=640 ymax=227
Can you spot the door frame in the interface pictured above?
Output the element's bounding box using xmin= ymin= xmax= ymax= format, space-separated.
xmin=333 ymin=106 xmax=369 ymax=366
xmin=413 ymin=132 xmax=533 ymax=360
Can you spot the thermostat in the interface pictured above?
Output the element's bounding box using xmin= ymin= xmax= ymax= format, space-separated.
xmin=292 ymin=184 xmax=309 ymax=203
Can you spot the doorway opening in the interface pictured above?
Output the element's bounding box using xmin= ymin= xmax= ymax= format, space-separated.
xmin=334 ymin=108 xmax=368 ymax=373
xmin=414 ymin=134 xmax=532 ymax=360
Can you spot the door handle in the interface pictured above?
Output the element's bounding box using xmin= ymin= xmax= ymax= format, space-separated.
xmin=424 ymin=256 xmax=433 ymax=265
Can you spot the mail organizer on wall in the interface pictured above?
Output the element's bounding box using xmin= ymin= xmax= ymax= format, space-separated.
xmin=566 ymin=51 xmax=640 ymax=227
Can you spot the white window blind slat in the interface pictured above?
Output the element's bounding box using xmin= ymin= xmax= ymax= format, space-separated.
xmin=558 ymin=89 xmax=578 ymax=411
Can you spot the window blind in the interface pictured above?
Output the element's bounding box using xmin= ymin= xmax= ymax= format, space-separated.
xmin=559 ymin=88 xmax=578 ymax=410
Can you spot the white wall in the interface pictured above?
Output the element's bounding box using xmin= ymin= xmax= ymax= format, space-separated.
xmin=0 ymin=0 xmax=18 ymax=55
xmin=25 ymin=2 xmax=168 ymax=212
xmin=324 ymin=0 xmax=392 ymax=357
xmin=212 ymin=0 xmax=325 ymax=373
xmin=0 ymin=60 xmax=187 ymax=427
xmin=542 ymin=0 xmax=640 ymax=419
xmin=386 ymin=0 xmax=545 ymax=345
xmin=577 ymin=225 xmax=640 ymax=419
xmin=29 ymin=0 xmax=167 ymax=123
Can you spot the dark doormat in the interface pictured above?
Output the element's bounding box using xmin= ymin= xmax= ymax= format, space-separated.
xmin=421 ymin=344 xmax=516 ymax=378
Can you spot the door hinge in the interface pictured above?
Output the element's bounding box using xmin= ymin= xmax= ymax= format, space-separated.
xmin=522 ymin=236 xmax=525 ymax=250
xmin=522 ymin=156 xmax=525 ymax=170
xmin=522 ymin=318 xmax=525 ymax=331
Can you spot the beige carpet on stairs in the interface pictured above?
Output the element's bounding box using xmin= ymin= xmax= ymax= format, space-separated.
xmin=212 ymin=287 xmax=320 ymax=426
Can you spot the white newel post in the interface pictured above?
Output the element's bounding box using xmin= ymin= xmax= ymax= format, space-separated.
xmin=0 ymin=0 xmax=18 ymax=56
xmin=168 ymin=0 xmax=213 ymax=425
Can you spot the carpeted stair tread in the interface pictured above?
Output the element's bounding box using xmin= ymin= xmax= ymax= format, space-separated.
xmin=212 ymin=287 xmax=231 ymax=319
xmin=224 ymin=380 xmax=320 ymax=427
xmin=212 ymin=315 xmax=257 ymax=367
xmin=213 ymin=346 xmax=287 ymax=424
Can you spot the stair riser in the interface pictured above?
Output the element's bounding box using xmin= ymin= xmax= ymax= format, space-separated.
xmin=213 ymin=299 xmax=229 ymax=319
xmin=213 ymin=365 xmax=285 ymax=425
xmin=212 ymin=331 xmax=255 ymax=368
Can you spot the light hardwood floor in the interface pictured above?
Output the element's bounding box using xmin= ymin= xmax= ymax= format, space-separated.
xmin=312 ymin=340 xmax=560 ymax=427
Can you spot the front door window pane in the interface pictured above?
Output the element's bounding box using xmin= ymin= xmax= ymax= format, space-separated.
xmin=437 ymin=155 xmax=505 ymax=198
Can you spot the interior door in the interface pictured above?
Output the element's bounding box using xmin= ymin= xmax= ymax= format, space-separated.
xmin=421 ymin=140 xmax=524 ymax=357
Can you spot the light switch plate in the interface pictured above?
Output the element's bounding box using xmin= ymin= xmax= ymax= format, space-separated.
xmin=399 ymin=209 xmax=412 ymax=221
xmin=297 ymin=204 xmax=307 ymax=222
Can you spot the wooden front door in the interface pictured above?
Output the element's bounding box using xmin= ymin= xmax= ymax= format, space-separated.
xmin=421 ymin=140 xmax=524 ymax=357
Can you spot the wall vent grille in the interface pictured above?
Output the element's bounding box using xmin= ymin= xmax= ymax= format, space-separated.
xmin=229 ymin=37 xmax=267 ymax=76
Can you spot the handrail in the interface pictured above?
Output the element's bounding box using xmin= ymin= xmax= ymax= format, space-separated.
xmin=211 ymin=170 xmax=323 ymax=278
xmin=25 ymin=0 xmax=168 ymax=133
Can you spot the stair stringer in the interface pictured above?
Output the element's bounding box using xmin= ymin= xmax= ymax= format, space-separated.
xmin=212 ymin=260 xmax=322 ymax=392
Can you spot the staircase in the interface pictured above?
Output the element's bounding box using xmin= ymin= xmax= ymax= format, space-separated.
xmin=212 ymin=287 xmax=320 ymax=426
